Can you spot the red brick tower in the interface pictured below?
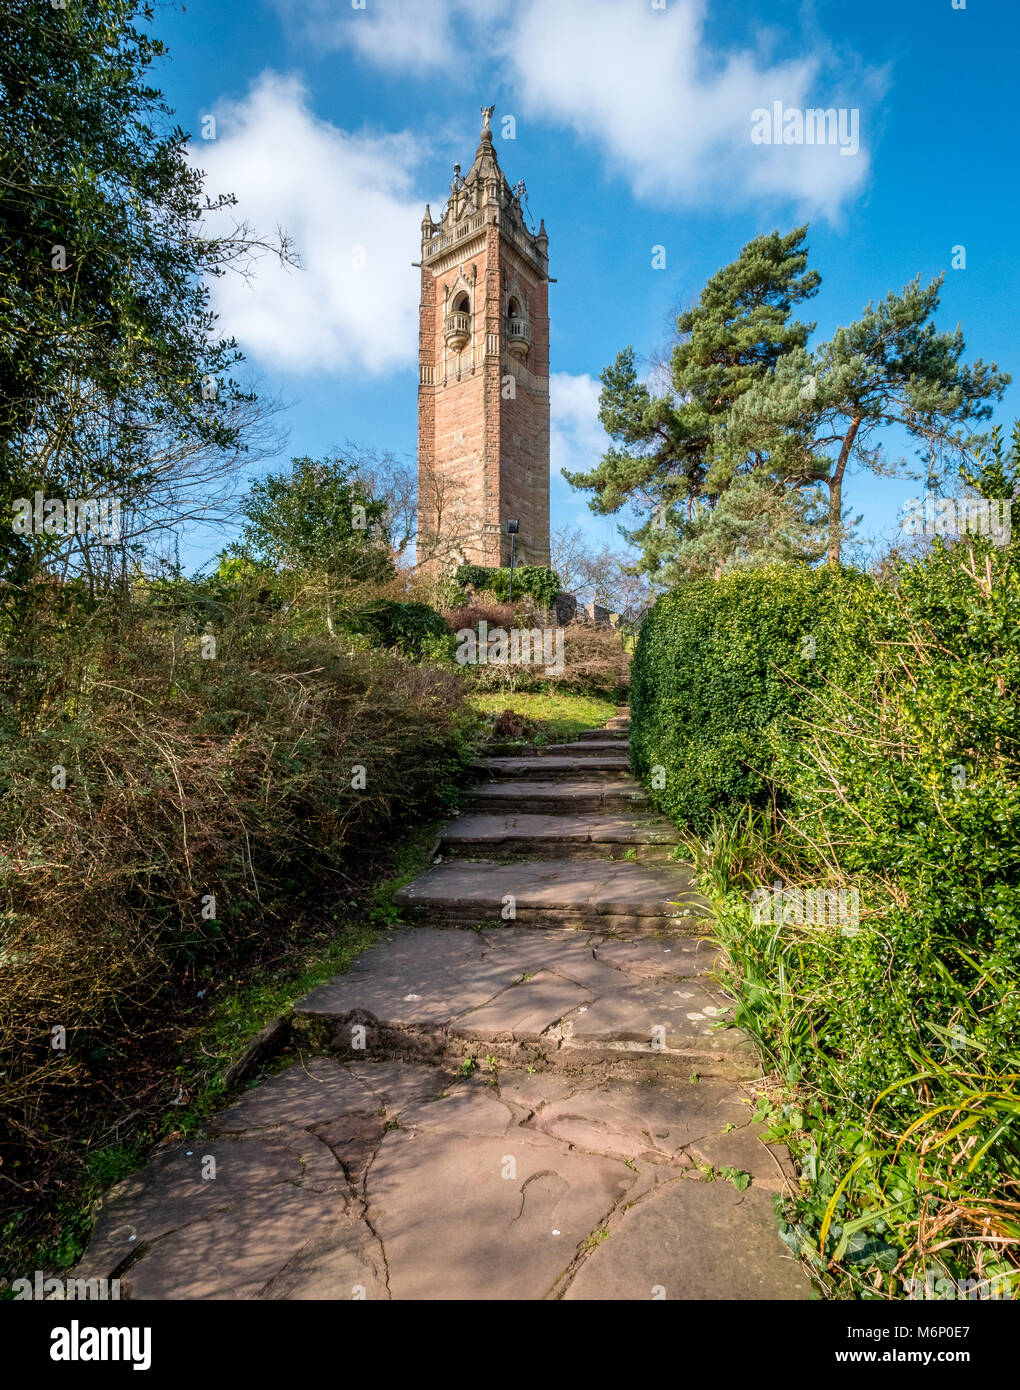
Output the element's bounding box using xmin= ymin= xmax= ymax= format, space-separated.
xmin=416 ymin=106 xmax=551 ymax=570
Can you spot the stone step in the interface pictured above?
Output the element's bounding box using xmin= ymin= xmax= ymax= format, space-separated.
xmin=74 ymin=1050 xmax=804 ymax=1300
xmin=462 ymin=779 xmax=649 ymax=815
xmin=534 ymin=740 xmax=630 ymax=757
xmin=439 ymin=812 xmax=681 ymax=862
xmin=578 ymin=727 xmax=628 ymax=742
xmin=293 ymin=926 xmax=754 ymax=1080
xmin=480 ymin=739 xmax=626 ymax=758
xmin=392 ymin=858 xmax=708 ymax=932
xmin=473 ymin=755 xmax=632 ymax=782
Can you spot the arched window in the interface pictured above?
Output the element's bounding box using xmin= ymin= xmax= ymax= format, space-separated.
xmin=505 ymin=294 xmax=530 ymax=357
xmin=444 ymin=291 xmax=472 ymax=350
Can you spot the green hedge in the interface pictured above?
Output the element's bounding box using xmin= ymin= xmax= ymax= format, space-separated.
xmin=455 ymin=564 xmax=561 ymax=610
xmin=631 ymin=546 xmax=1020 ymax=1293
xmin=629 ymin=564 xmax=873 ymax=831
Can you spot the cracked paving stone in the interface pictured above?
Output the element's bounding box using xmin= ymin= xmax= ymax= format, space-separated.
xmin=396 ymin=1078 xmax=516 ymax=1136
xmin=123 ymin=1185 xmax=344 ymax=1300
xmin=258 ymin=1212 xmax=390 ymax=1300
xmin=454 ymin=971 xmax=592 ymax=1039
xmin=75 ymin=1134 xmax=349 ymax=1287
xmin=562 ymin=1176 xmax=811 ymax=1301
xmin=210 ymin=1056 xmax=374 ymax=1133
xmin=365 ymin=1126 xmax=640 ymax=1301
xmin=569 ymin=979 xmax=744 ymax=1050
xmin=514 ymin=1074 xmax=793 ymax=1188
xmin=593 ymin=936 xmax=722 ymax=979
xmin=340 ymin=1060 xmax=447 ymax=1118
xmin=296 ymin=929 xmax=526 ymax=1023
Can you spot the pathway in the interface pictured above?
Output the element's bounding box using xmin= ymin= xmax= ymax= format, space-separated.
xmin=74 ymin=710 xmax=809 ymax=1300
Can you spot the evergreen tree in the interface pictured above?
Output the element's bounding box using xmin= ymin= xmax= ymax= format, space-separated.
xmin=718 ymin=275 xmax=1010 ymax=564
xmin=564 ymin=226 xmax=822 ymax=582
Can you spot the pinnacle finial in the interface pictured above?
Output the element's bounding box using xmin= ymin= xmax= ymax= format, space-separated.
xmin=480 ymin=104 xmax=495 ymax=140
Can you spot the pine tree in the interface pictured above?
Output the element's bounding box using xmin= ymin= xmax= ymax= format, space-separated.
xmin=718 ymin=275 xmax=1010 ymax=564
xmin=564 ymin=226 xmax=822 ymax=582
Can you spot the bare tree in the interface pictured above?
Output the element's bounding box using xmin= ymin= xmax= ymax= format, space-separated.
xmin=550 ymin=525 xmax=654 ymax=621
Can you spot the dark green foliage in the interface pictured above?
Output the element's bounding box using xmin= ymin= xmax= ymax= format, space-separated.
xmin=632 ymin=519 xmax=1020 ymax=1291
xmin=722 ymin=274 xmax=1010 ymax=564
xmin=565 ymin=227 xmax=823 ymax=582
xmin=455 ymin=564 xmax=492 ymax=590
xmin=455 ymin=563 xmax=561 ymax=609
xmin=0 ymin=0 xmax=290 ymax=588
xmin=342 ymin=599 xmax=450 ymax=660
xmin=238 ymin=456 xmax=392 ymax=587
xmin=630 ymin=564 xmax=873 ymax=831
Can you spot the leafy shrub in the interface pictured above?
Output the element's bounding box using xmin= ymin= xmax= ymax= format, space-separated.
xmin=747 ymin=537 xmax=1020 ymax=1290
xmin=455 ymin=564 xmax=492 ymax=591
xmin=638 ymin=542 xmax=1020 ymax=1293
xmin=630 ymin=564 xmax=873 ymax=832
xmin=455 ymin=563 xmax=561 ymax=610
xmin=341 ymin=599 xmax=450 ymax=659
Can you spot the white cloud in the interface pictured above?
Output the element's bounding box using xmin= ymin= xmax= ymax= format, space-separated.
xmin=551 ymin=371 xmax=608 ymax=479
xmin=271 ymin=0 xmax=496 ymax=74
xmin=508 ymin=0 xmax=878 ymax=219
xmin=271 ymin=0 xmax=884 ymax=221
xmin=193 ymin=73 xmax=425 ymax=375
xmin=550 ymin=372 xmax=625 ymax=542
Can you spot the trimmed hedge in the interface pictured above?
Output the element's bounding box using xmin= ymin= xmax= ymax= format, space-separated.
xmin=630 ymin=564 xmax=874 ymax=831
xmin=631 ymin=545 xmax=1020 ymax=1292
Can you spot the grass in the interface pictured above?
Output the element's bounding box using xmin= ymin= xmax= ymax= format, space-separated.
xmin=467 ymin=690 xmax=619 ymax=743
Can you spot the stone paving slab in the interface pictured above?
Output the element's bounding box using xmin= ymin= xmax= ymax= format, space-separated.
xmin=293 ymin=926 xmax=748 ymax=1075
xmin=534 ymin=740 xmax=633 ymax=756
xmin=561 ymin=1176 xmax=810 ymax=1301
xmin=439 ymin=812 xmax=681 ymax=851
xmin=462 ymin=779 xmax=648 ymax=814
xmin=473 ymin=755 xmax=632 ymax=780
xmin=366 ymin=1124 xmax=638 ymax=1300
xmin=74 ymin=1059 xmax=807 ymax=1300
xmin=393 ymin=859 xmax=707 ymax=923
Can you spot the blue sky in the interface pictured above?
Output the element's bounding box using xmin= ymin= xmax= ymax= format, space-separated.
xmin=151 ymin=0 xmax=1019 ymax=570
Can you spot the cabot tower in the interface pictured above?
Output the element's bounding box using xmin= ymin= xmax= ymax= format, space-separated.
xmin=416 ymin=106 xmax=551 ymax=569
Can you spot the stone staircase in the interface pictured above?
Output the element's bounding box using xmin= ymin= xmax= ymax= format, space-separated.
xmin=72 ymin=707 xmax=809 ymax=1300
xmin=295 ymin=707 xmax=757 ymax=1081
